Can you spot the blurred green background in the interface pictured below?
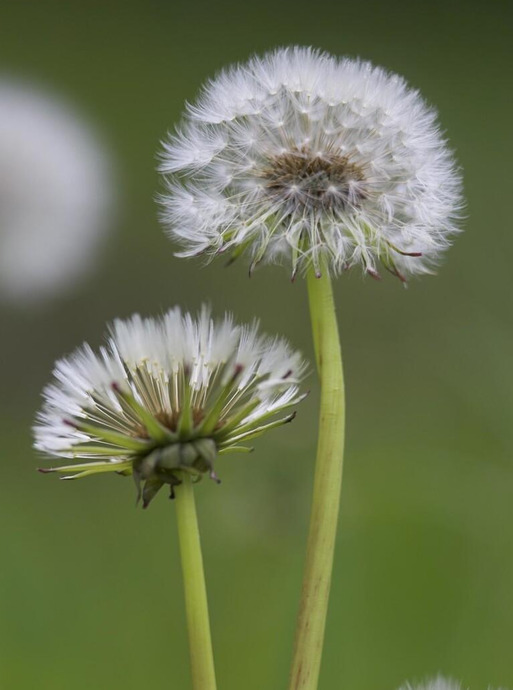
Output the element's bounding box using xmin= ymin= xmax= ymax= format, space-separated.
xmin=1 ymin=0 xmax=512 ymax=688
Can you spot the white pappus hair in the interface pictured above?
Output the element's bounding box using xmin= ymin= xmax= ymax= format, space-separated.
xmin=159 ymin=46 xmax=463 ymax=282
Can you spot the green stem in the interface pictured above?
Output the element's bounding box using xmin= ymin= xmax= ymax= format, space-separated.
xmin=175 ymin=475 xmax=218 ymax=690
xmin=288 ymin=263 xmax=346 ymax=690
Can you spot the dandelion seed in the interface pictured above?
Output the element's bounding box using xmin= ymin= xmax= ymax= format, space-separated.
xmin=34 ymin=306 xmax=307 ymax=508
xmin=159 ymin=47 xmax=462 ymax=282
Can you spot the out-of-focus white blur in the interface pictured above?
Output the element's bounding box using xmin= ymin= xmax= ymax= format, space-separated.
xmin=0 ymin=79 xmax=115 ymax=304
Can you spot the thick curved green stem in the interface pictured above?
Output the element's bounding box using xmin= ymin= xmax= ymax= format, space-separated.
xmin=175 ymin=475 xmax=217 ymax=690
xmin=288 ymin=264 xmax=346 ymax=690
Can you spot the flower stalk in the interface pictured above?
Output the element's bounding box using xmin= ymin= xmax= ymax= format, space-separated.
xmin=175 ymin=474 xmax=217 ymax=690
xmin=289 ymin=262 xmax=345 ymax=690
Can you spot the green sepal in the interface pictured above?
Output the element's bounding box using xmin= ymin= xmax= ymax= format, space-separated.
xmin=70 ymin=444 xmax=132 ymax=457
xmin=218 ymin=411 xmax=296 ymax=446
xmin=218 ymin=393 xmax=305 ymax=441
xmin=70 ymin=419 xmax=153 ymax=452
xmin=133 ymin=450 xmax=160 ymax=479
xmin=111 ymin=384 xmax=176 ymax=444
xmin=221 ymin=235 xmax=252 ymax=266
xmin=179 ymin=442 xmax=198 ymax=468
xmin=192 ymin=438 xmax=217 ymax=473
xmin=249 ymin=235 xmax=271 ymax=275
xmin=141 ymin=477 xmax=166 ymax=509
xmin=145 ymin=445 xmax=182 ymax=473
xmin=213 ymin=398 xmax=261 ymax=440
xmin=177 ymin=380 xmax=193 ymax=438
xmin=218 ymin=445 xmax=253 ymax=455
xmin=290 ymin=229 xmax=308 ymax=281
xmin=198 ymin=368 xmax=242 ymax=435
xmin=116 ymin=467 xmax=133 ymax=477
xmin=40 ymin=459 xmax=132 ymax=477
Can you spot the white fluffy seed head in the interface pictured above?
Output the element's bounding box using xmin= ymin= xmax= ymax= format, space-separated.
xmin=0 ymin=80 xmax=115 ymax=304
xmin=159 ymin=47 xmax=463 ymax=282
xmin=398 ymin=677 xmax=511 ymax=690
xmin=34 ymin=306 xmax=307 ymax=506
xmin=398 ymin=677 xmax=465 ymax=690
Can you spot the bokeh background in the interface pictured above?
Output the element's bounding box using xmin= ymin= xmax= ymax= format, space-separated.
xmin=1 ymin=0 xmax=512 ymax=688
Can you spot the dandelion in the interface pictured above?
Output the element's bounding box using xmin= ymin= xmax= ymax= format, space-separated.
xmin=158 ymin=47 xmax=464 ymax=690
xmin=398 ymin=679 xmax=510 ymax=690
xmin=398 ymin=678 xmax=465 ymax=690
xmin=34 ymin=306 xmax=306 ymax=508
xmin=0 ymin=79 xmax=114 ymax=303
xmin=159 ymin=46 xmax=462 ymax=282
xmin=35 ymin=305 xmax=306 ymax=690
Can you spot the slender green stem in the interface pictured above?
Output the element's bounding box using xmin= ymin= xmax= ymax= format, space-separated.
xmin=288 ymin=263 xmax=346 ymax=690
xmin=174 ymin=475 xmax=217 ymax=690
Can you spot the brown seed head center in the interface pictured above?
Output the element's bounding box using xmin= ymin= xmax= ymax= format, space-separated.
xmin=133 ymin=407 xmax=209 ymax=441
xmin=262 ymin=147 xmax=366 ymax=211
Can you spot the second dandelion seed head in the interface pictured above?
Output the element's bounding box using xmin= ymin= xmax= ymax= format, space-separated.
xmin=159 ymin=46 xmax=463 ymax=282
xmin=34 ymin=307 xmax=307 ymax=508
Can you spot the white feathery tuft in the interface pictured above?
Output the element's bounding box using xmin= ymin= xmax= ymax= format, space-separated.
xmin=159 ymin=47 xmax=463 ymax=282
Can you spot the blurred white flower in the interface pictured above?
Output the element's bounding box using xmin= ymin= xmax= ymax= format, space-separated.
xmin=0 ymin=80 xmax=114 ymax=303
xmin=398 ymin=677 xmax=465 ymax=690
xmin=159 ymin=47 xmax=462 ymax=281
xmin=34 ymin=306 xmax=307 ymax=507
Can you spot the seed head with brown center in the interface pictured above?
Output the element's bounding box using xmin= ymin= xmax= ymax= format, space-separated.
xmin=262 ymin=147 xmax=366 ymax=212
xmin=160 ymin=47 xmax=463 ymax=282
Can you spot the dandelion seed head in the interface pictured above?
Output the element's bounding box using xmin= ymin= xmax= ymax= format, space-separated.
xmin=34 ymin=306 xmax=307 ymax=507
xmin=159 ymin=47 xmax=463 ymax=281
xmin=398 ymin=677 xmax=465 ymax=690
